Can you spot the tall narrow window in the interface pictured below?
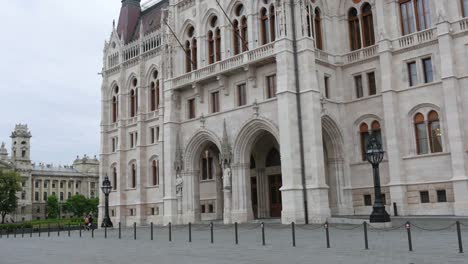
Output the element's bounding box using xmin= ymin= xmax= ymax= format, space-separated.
xmin=237 ymin=83 xmax=247 ymax=106
xmin=360 ymin=123 xmax=369 ymax=161
xmin=215 ymin=28 xmax=221 ymax=62
xmin=348 ymin=8 xmax=361 ymax=51
xmin=113 ymin=167 xmax=117 ymax=190
xmin=185 ymin=26 xmax=196 ymax=72
xmin=241 ymin=17 xmax=248 ymax=51
xmin=260 ymin=8 xmax=270 ymax=45
xmin=185 ymin=41 xmax=192 ymax=73
xmin=464 ymin=0 xmax=468 ymax=17
xmin=416 ymin=0 xmax=431 ymax=31
xmin=414 ymin=113 xmax=429 ymax=155
xmin=211 ymin=91 xmax=220 ymax=113
xmin=407 ymin=61 xmax=418 ymax=86
xmin=422 ymin=58 xmax=433 ymax=83
xmin=314 ymin=8 xmax=323 ymax=50
xmin=150 ymin=82 xmax=156 ymax=111
xmin=192 ymin=39 xmax=198 ymax=70
xmin=400 ymin=0 xmax=416 ymax=35
xmin=150 ymin=127 xmax=155 ymax=144
xmin=269 ymin=5 xmax=276 ymax=42
xmin=131 ymin=164 xmax=136 ymax=188
xmin=188 ymin=98 xmax=196 ymax=119
xmin=361 ymin=3 xmax=375 ymax=47
xmin=306 ymin=5 xmax=313 ymax=37
xmin=112 ymin=86 xmax=119 ymax=123
xmin=355 ymin=75 xmax=363 ymax=98
xmin=233 ymin=20 xmax=241 ymax=55
xmin=367 ymin=72 xmax=377 ymax=95
xmin=152 ymin=160 xmax=159 ymax=186
xmin=202 ymin=156 xmax=214 ymax=180
xmin=208 ymin=31 xmax=215 ymax=64
xmin=266 ymin=75 xmax=277 ymax=99
xmin=324 ymin=75 xmax=330 ymax=98
xmin=130 ymin=89 xmax=136 ymax=117
xmin=428 ymin=111 xmax=442 ymax=153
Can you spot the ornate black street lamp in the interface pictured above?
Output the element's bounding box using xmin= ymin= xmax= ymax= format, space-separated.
xmin=366 ymin=133 xmax=391 ymax=223
xmin=101 ymin=175 xmax=113 ymax=228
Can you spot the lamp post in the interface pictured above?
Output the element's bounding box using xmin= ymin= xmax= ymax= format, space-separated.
xmin=366 ymin=133 xmax=391 ymax=223
xmin=101 ymin=175 xmax=113 ymax=228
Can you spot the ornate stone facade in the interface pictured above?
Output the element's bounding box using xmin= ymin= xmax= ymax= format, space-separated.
xmin=100 ymin=0 xmax=468 ymax=226
xmin=0 ymin=125 xmax=99 ymax=222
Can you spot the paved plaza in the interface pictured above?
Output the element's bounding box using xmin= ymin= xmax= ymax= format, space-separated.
xmin=0 ymin=219 xmax=467 ymax=264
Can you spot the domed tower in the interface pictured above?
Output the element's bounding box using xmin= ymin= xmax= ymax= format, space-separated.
xmin=10 ymin=124 xmax=32 ymax=163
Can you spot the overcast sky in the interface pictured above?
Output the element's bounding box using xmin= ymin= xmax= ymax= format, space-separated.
xmin=0 ymin=0 xmax=121 ymax=165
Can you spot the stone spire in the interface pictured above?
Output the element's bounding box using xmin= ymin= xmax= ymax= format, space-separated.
xmin=219 ymin=119 xmax=232 ymax=166
xmin=0 ymin=142 xmax=8 ymax=161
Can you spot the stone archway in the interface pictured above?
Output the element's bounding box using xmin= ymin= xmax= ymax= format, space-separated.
xmin=183 ymin=130 xmax=223 ymax=223
xmin=322 ymin=116 xmax=353 ymax=215
xmin=232 ymin=118 xmax=281 ymax=222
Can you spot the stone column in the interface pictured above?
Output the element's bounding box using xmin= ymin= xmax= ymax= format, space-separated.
xmin=231 ymin=163 xmax=251 ymax=223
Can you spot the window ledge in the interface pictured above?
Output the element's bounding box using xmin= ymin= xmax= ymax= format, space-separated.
xmin=402 ymin=152 xmax=450 ymax=160
xmin=200 ymin=179 xmax=215 ymax=183
xmin=145 ymin=185 xmax=160 ymax=189
xmin=125 ymin=188 xmax=137 ymax=191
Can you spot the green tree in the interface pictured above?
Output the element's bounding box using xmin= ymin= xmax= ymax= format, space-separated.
xmin=46 ymin=195 xmax=59 ymax=219
xmin=63 ymin=195 xmax=99 ymax=218
xmin=0 ymin=169 xmax=22 ymax=224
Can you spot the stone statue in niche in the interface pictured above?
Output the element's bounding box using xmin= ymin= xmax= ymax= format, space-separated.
xmin=222 ymin=160 xmax=232 ymax=191
xmin=176 ymin=172 xmax=183 ymax=195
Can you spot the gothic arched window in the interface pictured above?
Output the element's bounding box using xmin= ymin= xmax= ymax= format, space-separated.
xmin=348 ymin=8 xmax=361 ymax=51
xmin=112 ymin=86 xmax=119 ymax=123
xmin=399 ymin=0 xmax=431 ymax=35
xmin=359 ymin=123 xmax=369 ymax=161
xmin=152 ymin=160 xmax=159 ymax=186
xmin=428 ymin=111 xmax=442 ymax=153
xmin=414 ymin=113 xmax=428 ymax=155
xmin=314 ymin=8 xmax=323 ymax=50
xmin=113 ymin=167 xmax=117 ymax=190
xmin=233 ymin=5 xmax=248 ymax=55
xmin=150 ymin=70 xmax=159 ymax=111
xmin=131 ymin=164 xmax=136 ymax=188
xmin=130 ymin=89 xmax=136 ymax=117
xmin=207 ymin=16 xmax=221 ymax=64
xmin=185 ymin=26 xmax=197 ymax=72
xmin=361 ymin=3 xmax=375 ymax=47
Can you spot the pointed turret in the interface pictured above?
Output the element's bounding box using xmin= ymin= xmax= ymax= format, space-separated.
xmin=117 ymin=0 xmax=142 ymax=44
xmin=0 ymin=142 xmax=8 ymax=161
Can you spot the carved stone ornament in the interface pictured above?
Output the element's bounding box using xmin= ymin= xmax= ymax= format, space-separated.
xmin=219 ymin=119 xmax=232 ymax=168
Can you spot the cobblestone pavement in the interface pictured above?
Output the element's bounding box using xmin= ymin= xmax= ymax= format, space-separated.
xmin=0 ymin=219 xmax=467 ymax=264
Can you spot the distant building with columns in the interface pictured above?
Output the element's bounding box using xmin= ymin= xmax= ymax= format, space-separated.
xmin=0 ymin=124 xmax=99 ymax=222
xmin=100 ymin=0 xmax=468 ymax=226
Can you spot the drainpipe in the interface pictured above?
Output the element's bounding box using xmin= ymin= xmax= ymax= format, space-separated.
xmin=288 ymin=0 xmax=309 ymax=224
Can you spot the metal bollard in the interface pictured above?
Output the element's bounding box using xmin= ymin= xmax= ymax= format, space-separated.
xmin=6 ymin=229 xmax=9 ymax=238
xmin=30 ymin=226 xmax=32 ymax=238
xmin=188 ymin=222 xmax=192 ymax=243
xmin=92 ymin=227 xmax=94 ymax=238
xmin=68 ymin=224 xmax=71 ymax=237
xmin=38 ymin=225 xmax=41 ymax=237
xmin=105 ymin=225 xmax=107 ymax=239
xmin=118 ymin=222 xmax=121 ymax=239
xmin=456 ymin=221 xmax=464 ymax=253
xmin=14 ymin=227 xmax=16 ymax=238
xmin=261 ymin=222 xmax=265 ymax=246
xmin=134 ymin=222 xmax=136 ymax=240
xmin=291 ymin=222 xmax=296 ymax=247
xmin=405 ymin=222 xmax=413 ymax=252
xmin=363 ymin=222 xmax=369 ymax=250
xmin=58 ymin=225 xmax=60 ymax=237
xmin=151 ymin=222 xmax=154 ymax=241
xmin=22 ymin=226 xmax=24 ymax=238
xmin=235 ymin=222 xmax=238 ymax=245
xmin=79 ymin=225 xmax=82 ymax=238
xmin=325 ymin=222 xmax=330 ymax=248
xmin=48 ymin=224 xmax=50 ymax=237
xmin=210 ymin=222 xmax=214 ymax=244
xmin=169 ymin=222 xmax=172 ymax=242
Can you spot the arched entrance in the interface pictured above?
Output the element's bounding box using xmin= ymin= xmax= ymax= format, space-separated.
xmin=249 ymin=132 xmax=282 ymax=218
xmin=184 ymin=131 xmax=224 ymax=222
xmin=322 ymin=116 xmax=353 ymax=215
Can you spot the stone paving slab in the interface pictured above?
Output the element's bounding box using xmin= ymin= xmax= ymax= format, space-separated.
xmin=0 ymin=219 xmax=467 ymax=264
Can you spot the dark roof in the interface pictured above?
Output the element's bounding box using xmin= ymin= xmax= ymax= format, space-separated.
xmin=117 ymin=0 xmax=168 ymax=44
